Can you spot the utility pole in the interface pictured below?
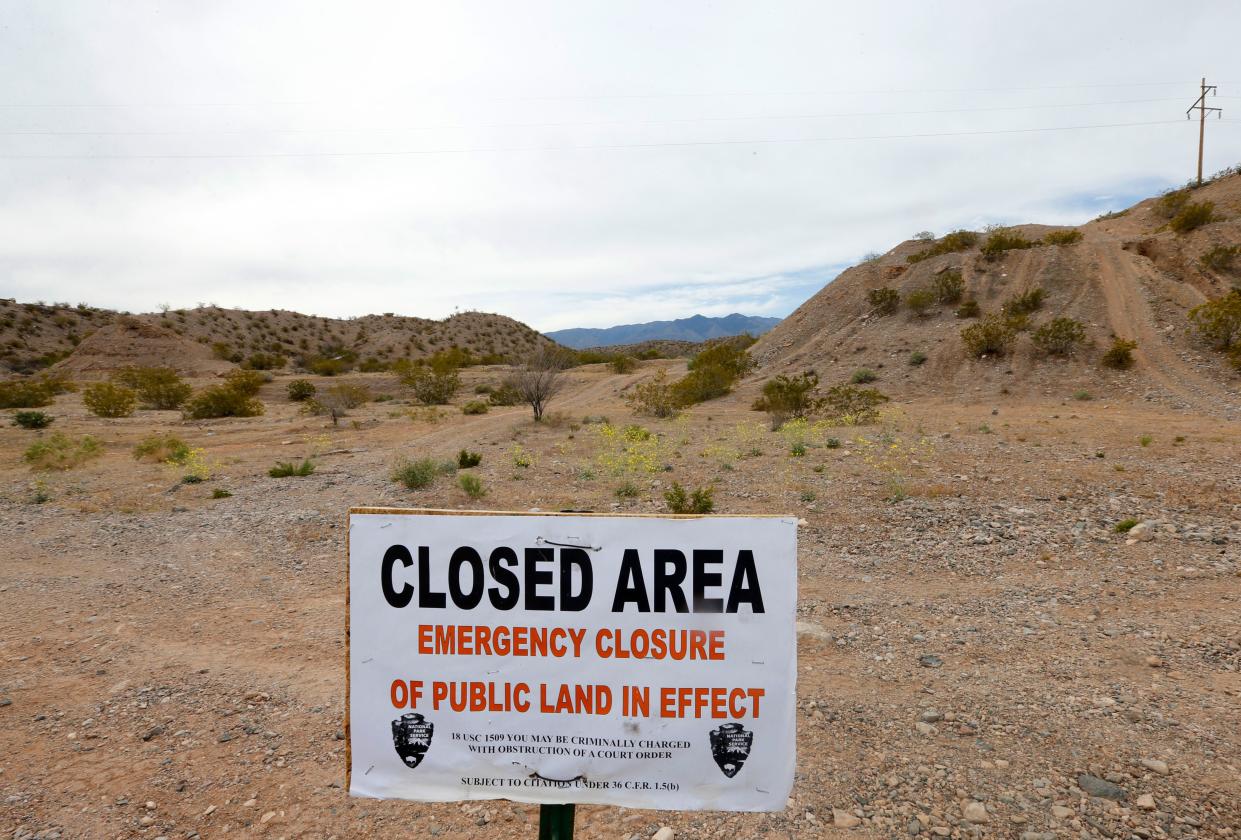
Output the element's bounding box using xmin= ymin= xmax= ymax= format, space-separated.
xmin=1185 ymin=77 xmax=1222 ymax=186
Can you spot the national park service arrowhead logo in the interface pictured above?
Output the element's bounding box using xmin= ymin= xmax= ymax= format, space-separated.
xmin=708 ymin=722 xmax=753 ymax=777
xmin=391 ymin=713 xmax=434 ymax=769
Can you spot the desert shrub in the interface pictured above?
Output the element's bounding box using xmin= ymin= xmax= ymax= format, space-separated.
xmin=909 ymin=351 xmax=927 ymax=366
xmin=487 ymin=380 xmax=522 ymax=406
xmin=286 ymin=379 xmax=316 ymax=401
xmin=511 ymin=347 xmax=569 ymax=421
xmin=1114 ymin=518 xmax=1139 ymax=533
xmin=955 ymin=299 xmax=981 ymax=318
xmin=392 ymin=457 xmax=440 ymax=489
xmin=1188 ymin=289 xmax=1241 ymax=350
xmin=932 ymin=270 xmax=964 ymax=304
xmin=307 ymin=356 xmax=348 ymax=376
xmin=822 ymin=385 xmax=888 ymax=425
xmin=397 ymin=356 xmax=461 ymax=405
xmin=82 ymin=382 xmax=137 ymax=418
xmin=114 ymin=366 xmax=192 ymax=410
xmin=223 ymin=369 xmax=265 ymax=397
xmin=752 ymin=371 xmax=820 ymax=428
xmin=868 ymin=287 xmax=900 ymax=315
xmin=1170 ymin=201 xmax=1215 ymax=234
xmin=303 ymin=382 xmax=369 ymax=424
xmin=0 ymin=379 xmax=55 ymax=409
xmin=1200 ymin=244 xmax=1240 ymax=272
xmin=1073 ymin=390 xmax=1092 ymax=401
xmin=913 ymin=230 xmax=935 ymax=241
xmin=242 ymin=352 xmax=286 ymax=370
xmin=183 ymin=384 xmax=265 ymax=419
xmin=904 ymin=288 xmax=936 ymax=317
xmin=981 ymin=228 xmax=1036 ymax=260
xmin=462 ymin=400 xmax=489 ymax=415
xmin=24 ymin=433 xmax=102 ymax=471
xmin=609 ymin=355 xmax=637 ymax=374
xmin=907 ymin=230 xmax=978 ymax=263
xmin=211 ymin=488 xmax=232 ymax=499
xmin=1101 ymin=338 xmax=1138 ymax=370
xmin=664 ymin=482 xmax=714 ymax=514
xmin=1153 ymin=189 xmax=1190 ymax=219
xmin=1031 ymin=317 xmax=1087 ymax=356
xmin=269 ymin=459 xmax=315 ymax=477
xmin=457 ymin=449 xmax=482 ymax=468
xmin=133 ymin=433 xmax=191 ymax=464
xmin=668 ymin=340 xmax=755 ymax=407
xmin=1004 ymin=287 xmax=1045 ymax=316
xmin=1044 ymin=229 xmax=1083 ymax=246
xmin=961 ymin=315 xmax=1017 ymax=358
xmin=13 ymin=411 xmax=52 ymax=429
xmin=459 ymin=473 xmax=486 ymax=499
xmin=850 ymin=368 xmax=878 ymax=384
xmin=626 ymin=368 xmax=680 ymax=418
xmin=614 ymin=481 xmax=640 ymax=499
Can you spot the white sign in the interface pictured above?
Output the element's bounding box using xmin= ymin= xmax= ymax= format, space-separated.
xmin=347 ymin=508 xmax=797 ymax=811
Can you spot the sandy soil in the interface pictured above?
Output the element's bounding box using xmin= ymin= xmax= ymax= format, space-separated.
xmin=1 ymin=364 xmax=1238 ymax=840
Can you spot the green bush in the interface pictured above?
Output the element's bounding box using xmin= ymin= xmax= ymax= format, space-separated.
xmin=609 ymin=355 xmax=637 ymax=374
xmin=752 ymin=371 xmax=820 ymax=427
xmin=307 ymin=356 xmax=348 ymax=376
xmin=1170 ymin=201 xmax=1215 ymax=234
xmin=392 ymin=457 xmax=440 ymax=489
xmin=1188 ymin=289 xmax=1241 ymax=350
xmin=981 ymin=228 xmax=1036 ymax=260
xmin=1199 ymin=245 xmax=1240 ymax=272
xmin=1031 ymin=317 xmax=1087 ymax=356
xmin=1044 ymin=229 xmax=1083 ymax=246
xmin=13 ymin=411 xmax=52 ymax=429
xmin=664 ymin=482 xmax=714 ymax=514
xmin=457 ymin=449 xmax=482 ymax=468
xmin=904 ymin=288 xmax=936 ymax=317
xmin=462 ymin=400 xmax=489 ymax=415
xmin=82 ymin=382 xmax=137 ymax=418
xmin=24 ymin=433 xmax=102 ymax=471
xmin=287 ymin=379 xmax=316 ymax=401
xmin=932 ymin=270 xmax=964 ymax=304
xmin=1153 ymin=189 xmax=1190 ymax=219
xmin=822 ymin=385 xmax=888 ymax=425
xmin=668 ymin=341 xmax=754 ymax=407
xmin=459 ymin=473 xmax=486 ymax=499
xmin=614 ymin=482 xmax=640 ymax=499
xmin=626 ymin=369 xmax=680 ymax=418
xmin=868 ymin=287 xmax=900 ymax=315
xmin=909 ymin=351 xmax=927 ymax=366
xmin=398 ymin=361 xmax=461 ymax=405
xmin=223 ymin=369 xmax=265 ymax=397
xmin=1101 ymin=338 xmax=1138 ymax=370
xmin=211 ymin=488 xmax=233 ymax=499
xmin=850 ymin=368 xmax=878 ymax=384
xmin=955 ymin=299 xmax=981 ymax=319
xmin=907 ymin=230 xmax=978 ymax=263
xmin=487 ymin=380 xmax=522 ymax=406
xmin=183 ymin=384 xmax=265 ymax=419
xmin=1004 ymin=287 xmax=1045 ymax=316
xmin=133 ymin=433 xmax=191 ymax=464
xmin=961 ymin=315 xmax=1017 ymax=358
xmin=0 ymin=379 xmax=56 ymax=409
xmin=114 ymin=366 xmax=192 ymax=410
xmin=242 ymin=352 xmax=286 ymax=371
xmin=269 ymin=459 xmax=315 ymax=477
xmin=1114 ymin=518 xmax=1139 ymax=533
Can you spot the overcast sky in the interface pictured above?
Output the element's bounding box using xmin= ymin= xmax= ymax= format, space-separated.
xmin=2 ymin=2 xmax=1239 ymax=331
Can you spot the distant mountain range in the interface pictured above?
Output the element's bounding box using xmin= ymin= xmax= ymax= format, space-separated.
xmin=547 ymin=313 xmax=782 ymax=349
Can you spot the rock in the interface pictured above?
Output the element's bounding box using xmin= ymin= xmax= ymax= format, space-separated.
xmin=1135 ymin=793 xmax=1156 ymax=811
xmin=652 ymin=827 xmax=675 ymax=840
xmin=918 ymin=709 xmax=942 ymax=723
xmin=1140 ymin=758 xmax=1169 ymax=775
xmin=962 ymin=801 xmax=989 ymax=823
xmin=1078 ymin=773 xmax=1127 ymax=800
xmin=918 ymin=654 xmax=943 ymax=668
xmin=217 ymin=732 xmax=233 ymax=743
xmin=1128 ymin=522 xmax=1155 ymax=541
xmin=1144 ymin=656 xmax=1164 ymax=667
xmin=141 ymin=726 xmax=164 ymax=742
xmin=915 ymin=722 xmax=937 ymax=735
xmin=1050 ymin=805 xmax=1074 ymax=819
xmin=833 ymin=809 xmax=861 ymax=828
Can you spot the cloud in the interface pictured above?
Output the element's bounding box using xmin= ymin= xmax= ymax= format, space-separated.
xmin=1 ymin=1 xmax=1238 ymax=330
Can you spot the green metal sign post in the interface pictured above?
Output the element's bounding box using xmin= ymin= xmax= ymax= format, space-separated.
xmin=538 ymin=804 xmax=576 ymax=840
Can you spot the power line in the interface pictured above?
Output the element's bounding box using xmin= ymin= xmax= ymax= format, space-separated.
xmin=0 ymin=118 xmax=1192 ymax=161
xmin=0 ymin=97 xmax=1184 ymax=137
xmin=1185 ymin=78 xmax=1222 ymax=185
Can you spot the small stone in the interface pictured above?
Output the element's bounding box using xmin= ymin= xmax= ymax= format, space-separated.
xmin=1128 ymin=522 xmax=1155 ymax=541
xmin=1078 ymin=773 xmax=1127 ymax=801
xmin=1140 ymin=758 xmax=1169 ymax=775
xmin=260 ymin=811 xmax=276 ymax=824
xmin=1050 ymin=805 xmax=1074 ymax=819
xmin=915 ymin=722 xmax=937 ymax=736
xmin=1135 ymin=793 xmax=1156 ymax=811
xmin=1145 ymin=656 xmax=1163 ymax=667
xmin=963 ymin=801 xmax=989 ymax=823
xmin=918 ymin=654 xmax=943 ymax=668
xmin=141 ymin=726 xmax=164 ymax=742
xmin=919 ymin=709 xmax=942 ymax=723
xmin=652 ymin=827 xmax=674 ymax=840
xmin=217 ymin=732 xmax=233 ymax=743
xmin=833 ymin=809 xmax=861 ymax=828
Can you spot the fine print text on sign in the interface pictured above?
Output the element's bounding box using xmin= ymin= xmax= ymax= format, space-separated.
xmin=347 ymin=509 xmax=797 ymax=811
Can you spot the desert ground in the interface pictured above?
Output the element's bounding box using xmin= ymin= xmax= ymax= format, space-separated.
xmin=2 ymin=361 xmax=1238 ymax=840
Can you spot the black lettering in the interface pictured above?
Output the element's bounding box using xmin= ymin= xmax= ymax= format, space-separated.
xmin=654 ymin=549 xmax=689 ymax=612
xmin=487 ymin=547 xmax=519 ymax=610
xmin=524 ymin=547 xmax=555 ymax=610
xmin=611 ymin=549 xmax=650 ymax=612
xmin=726 ymin=549 xmax=764 ymax=613
xmin=692 ymin=549 xmax=724 ymax=613
xmin=448 ymin=546 xmax=484 ymax=609
xmin=559 ymin=548 xmax=593 ymax=611
xmin=381 ymin=544 xmax=413 ymax=608
xmin=417 ymin=545 xmax=446 ymax=608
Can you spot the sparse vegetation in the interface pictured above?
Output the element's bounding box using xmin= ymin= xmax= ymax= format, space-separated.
xmin=907 ymin=230 xmax=978 ymax=263
xmin=183 ymin=380 xmax=265 ymax=419
xmin=821 ymin=385 xmax=888 ymax=425
xmin=113 ymin=366 xmax=192 ymax=410
xmin=223 ymin=369 xmax=265 ymax=397
xmin=1188 ymin=289 xmax=1241 ymax=351
xmin=1101 ymin=338 xmax=1138 ymax=370
xmin=752 ymin=371 xmax=820 ymax=428
xmin=614 ymin=481 xmax=640 ymax=499
xmin=1004 ymin=287 xmax=1045 ymax=316
xmin=461 ymin=399 xmax=489 ymax=415
xmin=909 ymin=351 xmax=927 ymax=367
xmin=609 ymin=355 xmax=637 ymax=374
xmin=0 ymin=379 xmax=56 ymax=409
xmin=211 ymin=488 xmax=233 ymax=499
xmin=1114 ymin=518 xmax=1139 ymax=533
xmin=904 ymin=288 xmax=936 ymax=317
xmin=1169 ymin=201 xmax=1215 ymax=234
xmin=961 ymin=315 xmax=1017 ymax=358
xmin=1153 ymin=189 xmax=1190 ymax=219
xmin=1043 ymin=229 xmax=1083 ymax=246
xmin=626 ymin=369 xmax=680 ymax=418
xmin=1031 ymin=317 xmax=1087 ymax=356
xmin=13 ymin=410 xmax=52 ymax=429
xmin=457 ymin=449 xmax=482 ymax=468
xmin=82 ymin=382 xmax=137 ymax=418
xmin=664 ymin=482 xmax=714 ymax=514
xmin=955 ymin=299 xmax=981 ymax=319
xmin=397 ymin=353 xmax=462 ymax=405
xmin=286 ymin=379 xmax=316 ymax=401
xmin=458 ymin=473 xmax=486 ymax=499
xmin=391 ymin=457 xmax=440 ymax=489
xmin=850 ymin=368 xmax=878 ymax=384
xmin=512 ymin=346 xmax=568 ymax=421
xmin=1199 ymin=244 xmax=1240 ymax=272
xmin=673 ymin=340 xmax=754 ymax=406
xmin=133 ymin=433 xmax=191 ymax=464
xmin=269 ymin=459 xmax=315 ymax=477
xmin=931 ymin=270 xmax=964 ymax=304
xmin=868 ymin=287 xmax=901 ymax=315
xmin=24 ymin=433 xmax=102 ymax=471
xmin=981 ymin=228 xmax=1036 ymax=260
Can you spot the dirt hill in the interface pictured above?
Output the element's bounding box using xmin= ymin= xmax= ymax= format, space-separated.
xmin=0 ymin=301 xmax=555 ymax=376
xmin=750 ymin=174 xmax=1241 ymax=416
